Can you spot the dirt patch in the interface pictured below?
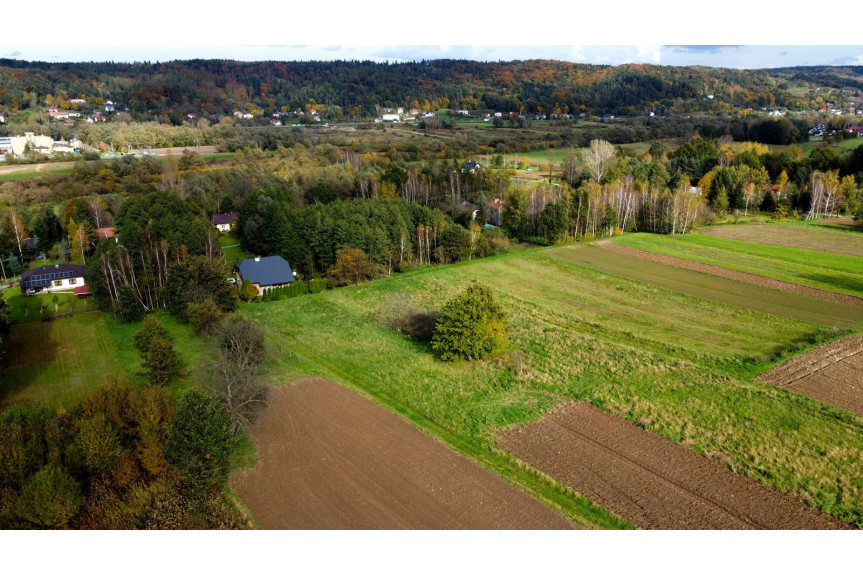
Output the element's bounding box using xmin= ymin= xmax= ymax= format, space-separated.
xmin=230 ymin=378 xmax=576 ymax=529
xmin=596 ymin=240 xmax=863 ymax=307
xmin=498 ymin=401 xmax=848 ymax=529
xmin=758 ymin=335 xmax=863 ymax=416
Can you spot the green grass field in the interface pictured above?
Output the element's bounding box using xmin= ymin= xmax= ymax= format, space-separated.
xmin=245 ymin=246 xmax=863 ymax=527
xmin=613 ymin=232 xmax=863 ymax=297
xmin=549 ymin=244 xmax=863 ymax=330
xmin=0 ymin=310 xmax=206 ymax=410
xmin=699 ymin=220 xmax=863 ymax=257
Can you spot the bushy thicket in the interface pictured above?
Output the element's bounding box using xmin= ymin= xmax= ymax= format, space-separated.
xmin=0 ymin=383 xmax=244 ymax=529
xmin=431 ymin=283 xmax=508 ymax=361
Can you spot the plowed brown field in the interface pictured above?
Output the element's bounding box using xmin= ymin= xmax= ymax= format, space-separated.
xmin=498 ymin=402 xmax=849 ymax=530
xmin=596 ymin=240 xmax=863 ymax=307
xmin=230 ymin=378 xmax=576 ymax=529
xmin=758 ymin=335 xmax=863 ymax=416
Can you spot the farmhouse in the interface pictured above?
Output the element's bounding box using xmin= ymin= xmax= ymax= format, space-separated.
xmin=20 ymin=264 xmax=87 ymax=294
xmin=212 ymin=212 xmax=238 ymax=233
xmin=234 ymin=256 xmax=295 ymax=296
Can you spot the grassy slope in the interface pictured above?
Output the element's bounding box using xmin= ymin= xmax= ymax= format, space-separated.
xmin=613 ymin=232 xmax=863 ymax=297
xmin=245 ymin=247 xmax=863 ymax=527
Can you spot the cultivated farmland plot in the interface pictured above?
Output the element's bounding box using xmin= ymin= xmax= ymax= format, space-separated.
xmin=758 ymin=335 xmax=863 ymax=417
xmin=231 ymin=379 xmax=576 ymax=529
xmin=241 ymin=246 xmax=863 ymax=528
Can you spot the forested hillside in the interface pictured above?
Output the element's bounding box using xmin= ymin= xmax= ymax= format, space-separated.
xmin=0 ymin=59 xmax=844 ymax=120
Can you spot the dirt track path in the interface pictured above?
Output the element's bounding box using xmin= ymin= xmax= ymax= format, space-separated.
xmin=596 ymin=240 xmax=863 ymax=307
xmin=498 ymin=401 xmax=849 ymax=530
xmin=759 ymin=335 xmax=863 ymax=416
xmin=230 ymin=378 xmax=577 ymax=530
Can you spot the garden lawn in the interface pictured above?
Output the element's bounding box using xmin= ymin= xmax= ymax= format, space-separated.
xmin=245 ymin=246 xmax=863 ymax=527
xmin=613 ymin=232 xmax=863 ymax=297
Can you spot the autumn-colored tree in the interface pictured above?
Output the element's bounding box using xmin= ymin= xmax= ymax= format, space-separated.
xmin=327 ymin=245 xmax=383 ymax=286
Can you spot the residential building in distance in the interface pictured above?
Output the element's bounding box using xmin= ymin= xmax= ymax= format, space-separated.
xmin=212 ymin=212 xmax=238 ymax=233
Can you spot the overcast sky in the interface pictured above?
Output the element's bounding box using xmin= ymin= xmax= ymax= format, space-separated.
xmin=1 ymin=45 xmax=863 ymax=69
xmin=3 ymin=0 xmax=861 ymax=69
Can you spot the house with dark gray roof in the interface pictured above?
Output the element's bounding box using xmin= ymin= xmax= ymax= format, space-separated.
xmin=234 ymin=256 xmax=295 ymax=295
xmin=20 ymin=264 xmax=87 ymax=294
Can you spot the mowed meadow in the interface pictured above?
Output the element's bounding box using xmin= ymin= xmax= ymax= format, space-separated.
xmin=614 ymin=230 xmax=863 ymax=297
xmin=246 ymin=246 xmax=863 ymax=527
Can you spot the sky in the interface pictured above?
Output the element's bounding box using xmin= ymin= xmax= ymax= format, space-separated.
xmin=1 ymin=45 xmax=863 ymax=69
xmin=2 ymin=0 xmax=862 ymax=69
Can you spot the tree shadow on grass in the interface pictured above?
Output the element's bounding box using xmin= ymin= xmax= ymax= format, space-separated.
xmin=0 ymin=321 xmax=61 ymax=408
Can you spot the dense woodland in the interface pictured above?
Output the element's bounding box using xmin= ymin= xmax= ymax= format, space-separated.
xmin=3 ymin=59 xmax=863 ymax=123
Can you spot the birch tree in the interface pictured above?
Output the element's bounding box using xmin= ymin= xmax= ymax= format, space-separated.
xmin=582 ymin=139 xmax=617 ymax=183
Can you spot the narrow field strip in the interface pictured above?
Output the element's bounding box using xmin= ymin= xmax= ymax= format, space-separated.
xmin=230 ymin=379 xmax=578 ymax=530
xmin=596 ymin=240 xmax=863 ymax=307
xmin=758 ymin=335 xmax=863 ymax=416
xmin=699 ymin=223 xmax=863 ymax=258
xmin=498 ymin=401 xmax=850 ymax=530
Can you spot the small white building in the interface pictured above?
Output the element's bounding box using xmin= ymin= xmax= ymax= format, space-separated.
xmin=382 ymin=113 xmax=400 ymax=122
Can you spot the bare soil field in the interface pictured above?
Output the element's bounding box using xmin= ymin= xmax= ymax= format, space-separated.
xmin=230 ymin=378 xmax=577 ymax=529
xmin=596 ymin=240 xmax=863 ymax=307
xmin=759 ymin=335 xmax=863 ymax=416
xmin=699 ymin=223 xmax=863 ymax=257
xmin=498 ymin=401 xmax=849 ymax=529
